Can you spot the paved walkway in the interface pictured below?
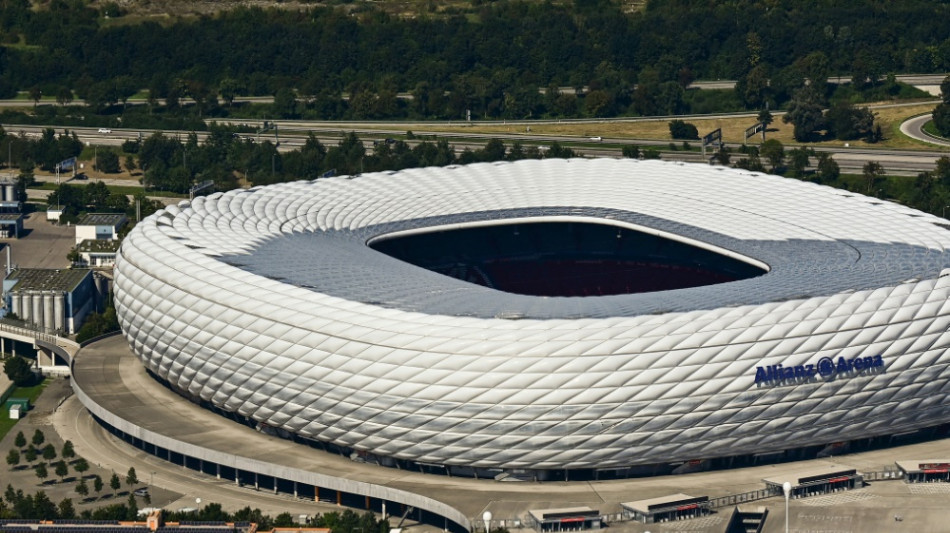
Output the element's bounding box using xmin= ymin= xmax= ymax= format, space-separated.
xmin=57 ymin=334 xmax=950 ymax=533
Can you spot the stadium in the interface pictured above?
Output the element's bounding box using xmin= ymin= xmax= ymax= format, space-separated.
xmin=113 ymin=158 xmax=950 ymax=479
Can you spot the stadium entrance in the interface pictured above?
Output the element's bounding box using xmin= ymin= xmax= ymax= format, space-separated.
xmin=370 ymin=221 xmax=766 ymax=297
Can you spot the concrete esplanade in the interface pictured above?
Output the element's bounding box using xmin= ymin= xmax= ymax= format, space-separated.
xmin=68 ymin=334 xmax=950 ymax=533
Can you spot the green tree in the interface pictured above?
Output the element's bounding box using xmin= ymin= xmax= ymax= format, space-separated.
xmin=125 ymin=467 xmax=138 ymax=490
xmin=61 ymin=441 xmax=76 ymax=461
xmin=863 ymin=161 xmax=885 ymax=195
xmin=96 ymin=150 xmax=121 ymax=173
xmin=29 ymin=86 xmax=42 ymax=107
xmin=935 ymin=103 xmax=950 ymax=138
xmin=54 ymin=460 xmax=69 ymax=482
xmin=74 ymin=458 xmax=90 ymax=478
xmin=783 ymin=87 xmax=826 ymax=141
xmin=93 ymin=475 xmax=104 ymax=499
xmin=668 ymin=120 xmax=699 ymax=140
xmin=14 ymin=431 xmax=27 ymax=449
xmin=760 ymin=139 xmax=785 ymax=172
xmin=6 ymin=449 xmax=20 ymax=469
xmin=3 ymin=356 xmax=34 ymax=386
xmin=58 ymin=497 xmax=76 ymax=519
xmin=787 ymin=147 xmax=814 ymax=178
xmin=621 ymin=145 xmax=640 ymax=159
xmin=815 ymin=153 xmax=840 ymax=184
xmin=31 ymin=429 xmax=45 ymax=448
xmin=273 ymin=87 xmax=298 ymax=119
xmin=110 ymin=472 xmax=121 ymax=497
xmin=127 ymin=492 xmax=138 ymax=520
xmin=274 ymin=512 xmax=295 ymax=527
xmin=35 ymin=463 xmax=48 ymax=484
xmin=24 ymin=446 xmax=38 ymax=463
xmin=826 ymin=102 xmax=874 ymax=141
xmin=76 ymin=479 xmax=89 ymax=500
xmin=56 ymin=87 xmax=74 ymax=107
xmin=42 ymin=444 xmax=56 ymax=464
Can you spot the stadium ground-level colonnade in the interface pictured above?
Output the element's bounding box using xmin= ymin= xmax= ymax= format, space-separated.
xmin=72 ymin=336 xmax=471 ymax=531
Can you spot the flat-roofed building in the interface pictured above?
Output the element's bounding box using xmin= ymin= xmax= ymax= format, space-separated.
xmin=526 ymin=507 xmax=601 ymax=532
xmin=75 ymin=213 xmax=127 ymax=245
xmin=895 ymin=460 xmax=950 ymax=483
xmin=3 ymin=268 xmax=99 ymax=334
xmin=77 ymin=238 xmax=122 ymax=267
xmin=621 ymin=493 xmax=710 ymax=524
xmin=763 ymin=465 xmax=862 ymax=499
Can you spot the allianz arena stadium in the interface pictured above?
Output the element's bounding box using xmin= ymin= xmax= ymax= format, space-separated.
xmin=113 ymin=158 xmax=950 ymax=477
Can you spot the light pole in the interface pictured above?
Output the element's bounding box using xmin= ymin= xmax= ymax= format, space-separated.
xmin=783 ymin=481 xmax=792 ymax=533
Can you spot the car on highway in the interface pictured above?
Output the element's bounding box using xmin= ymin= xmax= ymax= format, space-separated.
xmin=589 ymin=136 xmax=603 ymax=142
xmin=98 ymin=128 xmax=112 ymax=134
xmin=73 ymin=173 xmax=88 ymax=180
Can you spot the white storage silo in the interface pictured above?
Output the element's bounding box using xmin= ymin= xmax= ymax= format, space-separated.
xmin=53 ymin=293 xmax=65 ymax=332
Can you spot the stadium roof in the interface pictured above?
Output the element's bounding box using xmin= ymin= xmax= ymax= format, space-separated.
xmin=164 ymin=158 xmax=950 ymax=320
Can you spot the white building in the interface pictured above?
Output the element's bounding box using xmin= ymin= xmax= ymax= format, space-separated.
xmin=113 ymin=159 xmax=950 ymax=477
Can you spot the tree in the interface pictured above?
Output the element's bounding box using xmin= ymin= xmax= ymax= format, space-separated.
xmin=93 ymin=475 xmax=104 ymax=499
xmin=54 ymin=460 xmax=69 ymax=482
xmin=273 ymin=87 xmax=298 ymax=119
xmin=668 ymin=120 xmax=699 ymax=140
xmin=24 ymin=446 xmax=38 ymax=463
xmin=58 ymin=497 xmax=76 ymax=519
xmin=31 ymin=429 xmax=45 ymax=448
xmin=58 ymin=498 xmax=76 ymax=520
xmin=73 ymin=458 xmax=90 ymax=478
xmin=3 ymin=356 xmax=34 ymax=386
xmin=34 ymin=463 xmax=48 ymax=484
xmin=783 ymin=87 xmax=826 ymax=141
xmin=787 ymin=147 xmax=814 ymax=178
xmin=825 ymin=102 xmax=874 ymax=141
xmin=760 ymin=139 xmax=785 ymax=172
xmin=815 ymin=153 xmax=840 ymax=184
xmin=127 ymin=492 xmax=138 ymax=520
xmin=14 ymin=431 xmax=26 ymax=449
xmin=621 ymin=145 xmax=640 ymax=159
xmin=125 ymin=467 xmax=138 ymax=490
xmin=61 ymin=441 xmax=76 ymax=461
xmin=6 ymin=449 xmax=20 ymax=469
xmin=29 ymin=86 xmax=42 ymax=107
xmin=96 ymin=150 xmax=121 ymax=173
xmin=42 ymin=444 xmax=56 ymax=464
xmin=935 ymin=102 xmax=950 ymax=138
xmin=110 ymin=473 xmax=121 ymax=497
xmin=56 ymin=87 xmax=74 ymax=107
xmin=758 ymin=108 xmax=773 ymax=129
xmin=863 ymin=161 xmax=885 ymax=195
xmin=76 ymin=479 xmax=89 ymax=500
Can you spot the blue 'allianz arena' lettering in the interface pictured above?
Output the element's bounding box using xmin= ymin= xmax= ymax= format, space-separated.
xmin=754 ymin=355 xmax=884 ymax=384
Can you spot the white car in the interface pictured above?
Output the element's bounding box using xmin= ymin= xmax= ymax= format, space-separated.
xmin=98 ymin=128 xmax=112 ymax=134
xmin=589 ymin=136 xmax=603 ymax=142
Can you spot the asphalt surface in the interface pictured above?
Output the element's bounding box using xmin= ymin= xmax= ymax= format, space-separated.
xmin=900 ymin=113 xmax=950 ymax=148
xmin=55 ymin=333 xmax=950 ymax=533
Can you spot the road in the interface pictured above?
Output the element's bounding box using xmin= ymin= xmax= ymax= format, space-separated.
xmin=900 ymin=113 xmax=950 ymax=148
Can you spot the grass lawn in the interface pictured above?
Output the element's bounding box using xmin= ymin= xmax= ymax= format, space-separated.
xmin=0 ymin=378 xmax=49 ymax=442
xmin=412 ymin=101 xmax=941 ymax=151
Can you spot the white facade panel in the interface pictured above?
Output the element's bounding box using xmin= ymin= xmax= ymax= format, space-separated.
xmin=114 ymin=159 xmax=950 ymax=470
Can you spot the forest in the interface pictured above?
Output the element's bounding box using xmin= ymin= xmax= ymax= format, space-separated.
xmin=0 ymin=0 xmax=948 ymax=121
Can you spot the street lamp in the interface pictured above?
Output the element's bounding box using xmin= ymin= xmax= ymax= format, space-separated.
xmin=783 ymin=481 xmax=792 ymax=533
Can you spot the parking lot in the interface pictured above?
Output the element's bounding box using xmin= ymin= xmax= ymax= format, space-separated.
xmin=4 ymin=211 xmax=75 ymax=270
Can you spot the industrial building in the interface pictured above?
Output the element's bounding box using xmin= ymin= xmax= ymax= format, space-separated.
xmin=3 ymin=267 xmax=102 ymax=334
xmin=113 ymin=158 xmax=950 ymax=479
xmin=0 ymin=177 xmax=24 ymax=238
